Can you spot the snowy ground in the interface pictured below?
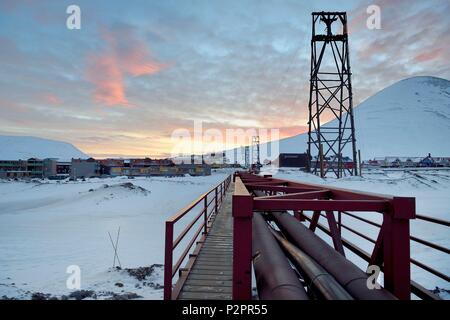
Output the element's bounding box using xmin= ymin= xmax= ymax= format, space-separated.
xmin=0 ymin=170 xmax=233 ymax=300
xmin=261 ymin=166 xmax=450 ymax=299
xmin=0 ymin=167 xmax=448 ymax=300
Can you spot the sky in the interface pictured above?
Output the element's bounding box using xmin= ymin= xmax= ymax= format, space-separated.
xmin=0 ymin=0 xmax=449 ymax=158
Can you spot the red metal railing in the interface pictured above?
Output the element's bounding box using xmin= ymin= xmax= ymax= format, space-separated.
xmin=163 ymin=174 xmax=232 ymax=300
xmin=233 ymin=172 xmax=417 ymax=300
xmin=332 ymin=211 xmax=449 ymax=299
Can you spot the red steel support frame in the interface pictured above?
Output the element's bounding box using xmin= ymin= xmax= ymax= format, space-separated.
xmin=232 ymin=176 xmax=253 ymax=300
xmin=232 ymin=171 xmax=416 ymax=300
xmin=382 ymin=197 xmax=415 ymax=300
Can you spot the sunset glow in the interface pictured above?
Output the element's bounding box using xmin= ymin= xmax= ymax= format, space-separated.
xmin=0 ymin=0 xmax=448 ymax=158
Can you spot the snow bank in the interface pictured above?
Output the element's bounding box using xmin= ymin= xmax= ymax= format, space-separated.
xmin=0 ymin=170 xmax=233 ymax=299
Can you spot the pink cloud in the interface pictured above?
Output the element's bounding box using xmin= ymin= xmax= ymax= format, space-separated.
xmin=87 ymin=54 xmax=128 ymax=106
xmin=279 ymin=126 xmax=308 ymax=139
xmin=86 ymin=28 xmax=166 ymax=107
xmin=41 ymin=93 xmax=63 ymax=106
xmin=414 ymin=48 xmax=444 ymax=63
xmin=120 ymin=41 xmax=165 ymax=77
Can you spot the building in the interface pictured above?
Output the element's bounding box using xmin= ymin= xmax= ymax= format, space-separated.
xmin=0 ymin=158 xmax=74 ymax=179
xmin=0 ymin=159 xmax=29 ymax=178
xmin=107 ymin=164 xmax=211 ymax=177
xmin=41 ymin=158 xmax=57 ymax=177
xmin=178 ymin=164 xmax=211 ymax=176
xmin=99 ymin=158 xmax=176 ymax=176
xmin=130 ymin=158 xmax=174 ymax=167
xmin=0 ymin=158 xmax=46 ymax=178
xmin=56 ymin=161 xmax=71 ymax=175
xmin=156 ymin=166 xmax=184 ymax=177
xmin=365 ymin=155 xmax=450 ymax=168
xmin=97 ymin=158 xmax=124 ymax=175
xmin=0 ymin=156 xmax=212 ymax=179
xmin=434 ymin=157 xmax=450 ymax=167
xmin=26 ymin=158 xmax=44 ymax=177
xmin=274 ymin=153 xmax=309 ymax=169
xmin=71 ymin=158 xmax=100 ymax=178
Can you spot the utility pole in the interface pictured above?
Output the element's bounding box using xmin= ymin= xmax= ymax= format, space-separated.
xmin=252 ymin=136 xmax=262 ymax=172
xmin=358 ymin=149 xmax=362 ymax=177
xmin=244 ymin=146 xmax=250 ymax=169
xmin=307 ymin=12 xmax=358 ymax=178
xmin=319 ymin=143 xmax=324 ymax=178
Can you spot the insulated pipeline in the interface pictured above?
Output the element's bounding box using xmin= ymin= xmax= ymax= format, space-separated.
xmin=270 ymin=228 xmax=353 ymax=300
xmin=252 ymin=212 xmax=309 ymax=300
xmin=271 ymin=211 xmax=397 ymax=300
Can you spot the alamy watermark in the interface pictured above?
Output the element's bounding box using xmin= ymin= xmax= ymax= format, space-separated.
xmin=366 ymin=265 xmax=381 ymax=290
xmin=66 ymin=5 xmax=81 ymax=30
xmin=170 ymin=120 xmax=280 ymax=167
xmin=366 ymin=5 xmax=381 ymax=30
xmin=66 ymin=265 xmax=81 ymax=290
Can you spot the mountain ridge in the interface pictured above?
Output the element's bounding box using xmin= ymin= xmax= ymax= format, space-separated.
xmin=259 ymin=75 xmax=450 ymax=160
xmin=0 ymin=135 xmax=88 ymax=161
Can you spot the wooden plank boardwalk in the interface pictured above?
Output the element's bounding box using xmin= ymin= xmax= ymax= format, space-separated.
xmin=178 ymin=182 xmax=234 ymax=300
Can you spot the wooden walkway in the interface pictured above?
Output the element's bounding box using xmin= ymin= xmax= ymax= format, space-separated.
xmin=178 ymin=182 xmax=234 ymax=300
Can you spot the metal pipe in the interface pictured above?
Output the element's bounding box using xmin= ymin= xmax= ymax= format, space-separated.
xmin=271 ymin=211 xmax=396 ymax=300
xmin=252 ymin=212 xmax=309 ymax=300
xmin=270 ymin=228 xmax=354 ymax=300
xmin=253 ymin=190 xmax=351 ymax=300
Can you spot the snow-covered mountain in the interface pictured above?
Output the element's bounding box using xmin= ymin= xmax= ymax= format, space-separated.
xmin=228 ymin=76 xmax=450 ymax=161
xmin=0 ymin=135 xmax=88 ymax=161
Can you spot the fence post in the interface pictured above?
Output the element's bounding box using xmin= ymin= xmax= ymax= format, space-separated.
xmin=383 ymin=197 xmax=415 ymax=300
xmin=204 ymin=196 xmax=208 ymax=234
xmin=232 ymin=177 xmax=253 ymax=300
xmin=215 ymin=187 xmax=218 ymax=214
xmin=163 ymin=221 xmax=174 ymax=300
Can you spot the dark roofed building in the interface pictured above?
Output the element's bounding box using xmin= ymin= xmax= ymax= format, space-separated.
xmin=274 ymin=153 xmax=309 ymax=169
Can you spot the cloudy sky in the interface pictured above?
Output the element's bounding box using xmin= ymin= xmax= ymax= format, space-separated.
xmin=0 ymin=0 xmax=449 ymax=158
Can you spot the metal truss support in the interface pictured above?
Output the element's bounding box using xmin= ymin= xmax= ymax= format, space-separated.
xmin=307 ymin=11 xmax=358 ymax=178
